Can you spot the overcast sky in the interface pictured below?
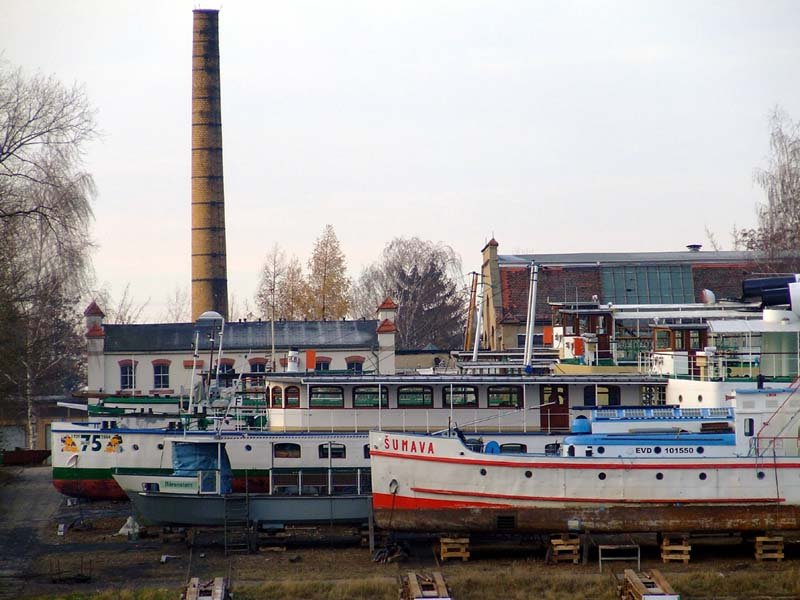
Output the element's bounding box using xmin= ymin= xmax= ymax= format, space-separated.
xmin=4 ymin=1 xmax=799 ymax=320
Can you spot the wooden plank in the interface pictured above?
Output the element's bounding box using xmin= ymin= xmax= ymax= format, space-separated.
xmin=407 ymin=572 xmax=423 ymax=599
xmin=649 ymin=570 xmax=676 ymax=594
xmin=624 ymin=569 xmax=650 ymax=599
xmin=432 ymin=572 xmax=448 ymax=597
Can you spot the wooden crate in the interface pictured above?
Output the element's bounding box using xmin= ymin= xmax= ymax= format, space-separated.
xmin=661 ymin=535 xmax=691 ymax=564
xmin=550 ymin=534 xmax=580 ymax=564
xmin=755 ymin=536 xmax=784 ymax=561
xmin=439 ymin=536 xmax=470 ymax=562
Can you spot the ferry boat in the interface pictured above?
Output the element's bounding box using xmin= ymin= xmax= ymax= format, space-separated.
xmin=368 ymin=384 xmax=800 ymax=534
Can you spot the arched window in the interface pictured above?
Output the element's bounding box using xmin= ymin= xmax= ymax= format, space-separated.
xmin=353 ymin=386 xmax=388 ymax=408
xmin=285 ymin=386 xmax=300 ymax=408
xmin=398 ymin=386 xmax=433 ymax=408
xmin=310 ymin=386 xmax=344 ymax=408
xmin=318 ymin=443 xmax=346 ymax=459
xmin=346 ymin=355 xmax=365 ymax=373
xmin=443 ymin=386 xmax=478 ymax=408
xmin=271 ymin=387 xmax=283 ymax=408
xmin=488 ymin=385 xmax=522 ymax=408
xmin=118 ymin=359 xmax=138 ymax=390
xmin=273 ymin=443 xmax=301 ymax=458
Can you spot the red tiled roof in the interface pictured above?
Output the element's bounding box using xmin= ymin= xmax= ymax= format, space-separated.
xmin=377 ymin=297 xmax=398 ymax=310
xmin=84 ymin=301 xmax=105 ymax=318
xmin=499 ymin=267 xmax=529 ymax=324
xmin=376 ymin=319 xmax=397 ymax=333
xmin=86 ymin=323 xmax=105 ymax=338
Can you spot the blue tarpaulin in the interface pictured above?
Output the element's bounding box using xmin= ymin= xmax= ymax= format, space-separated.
xmin=172 ymin=441 xmax=232 ymax=493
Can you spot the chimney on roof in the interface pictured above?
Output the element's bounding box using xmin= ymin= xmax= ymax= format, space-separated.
xmin=686 ymin=244 xmax=702 ymax=252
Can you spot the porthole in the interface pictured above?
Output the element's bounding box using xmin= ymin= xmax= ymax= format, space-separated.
xmin=678 ymin=395 xmax=683 ymax=403
xmin=699 ymin=472 xmax=707 ymax=480
xmin=697 ymin=447 xmax=704 ymax=454
xmin=698 ymin=395 xmax=703 ymax=403
xmin=245 ymin=444 xmax=252 ymax=452
xmin=656 ymin=472 xmax=664 ymax=480
xmin=597 ymin=446 xmax=605 ymax=455
xmin=157 ymin=443 xmax=164 ymax=450
xmin=757 ymin=471 xmax=766 ymax=480
xmin=598 ymin=472 xmax=606 ymax=480
xmin=654 ymin=446 xmax=662 ymax=454
xmin=525 ymin=471 xmax=532 ymax=478
xmin=132 ymin=444 xmax=139 ymax=451
xmin=480 ymin=468 xmax=487 ymax=476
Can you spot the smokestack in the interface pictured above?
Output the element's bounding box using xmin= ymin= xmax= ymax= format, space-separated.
xmin=191 ymin=9 xmax=229 ymax=321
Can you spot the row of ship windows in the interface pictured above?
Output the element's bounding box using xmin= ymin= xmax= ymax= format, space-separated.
xmin=147 ymin=442 xmax=369 ymax=460
xmin=478 ymin=469 xmax=768 ymax=481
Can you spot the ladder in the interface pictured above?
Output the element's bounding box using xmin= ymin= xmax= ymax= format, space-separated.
xmin=223 ymin=495 xmax=250 ymax=555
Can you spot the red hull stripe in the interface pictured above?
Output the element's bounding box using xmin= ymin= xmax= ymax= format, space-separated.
xmin=408 ymin=486 xmax=785 ymax=505
xmin=373 ymin=492 xmax=514 ymax=510
xmin=370 ymin=449 xmax=800 ymax=471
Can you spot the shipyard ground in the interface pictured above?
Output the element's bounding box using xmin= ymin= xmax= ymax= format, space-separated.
xmin=3 ymin=467 xmax=800 ymax=600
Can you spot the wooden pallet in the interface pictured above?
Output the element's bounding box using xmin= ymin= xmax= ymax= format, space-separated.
xmin=661 ymin=535 xmax=691 ymax=564
xmin=401 ymin=571 xmax=452 ymax=600
xmin=550 ymin=534 xmax=580 ymax=564
xmin=183 ymin=577 xmax=228 ymax=600
xmin=755 ymin=536 xmax=784 ymax=561
xmin=619 ymin=569 xmax=679 ymax=600
xmin=439 ymin=536 xmax=470 ymax=562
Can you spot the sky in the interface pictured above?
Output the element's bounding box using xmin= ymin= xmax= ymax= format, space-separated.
xmin=3 ymin=1 xmax=800 ymax=321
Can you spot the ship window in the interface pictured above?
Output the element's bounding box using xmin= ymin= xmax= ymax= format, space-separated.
xmin=157 ymin=443 xmax=163 ymax=450
xmin=500 ymin=443 xmax=527 ymax=454
xmin=598 ymin=472 xmax=606 ymax=480
xmin=488 ymin=386 xmax=522 ymax=408
xmin=697 ymin=395 xmax=703 ymax=403
xmin=678 ymin=395 xmax=683 ymax=403
xmin=744 ymin=418 xmax=754 ymax=437
xmin=655 ymin=330 xmax=671 ymax=351
xmin=310 ymin=386 xmax=344 ymax=408
xmin=757 ymin=471 xmax=766 ymax=480
xmin=363 ymin=444 xmax=371 ymax=459
xmin=525 ymin=471 xmax=532 ymax=478
xmin=353 ymin=386 xmax=389 ymax=408
xmin=271 ymin=387 xmax=283 ymax=408
xmin=597 ymin=446 xmax=605 ymax=454
xmin=398 ymin=386 xmax=433 ymax=407
xmin=274 ymin=443 xmax=301 ymax=458
xmin=654 ymin=446 xmax=662 ymax=454
xmin=568 ymin=445 xmax=575 ymax=457
xmin=584 ymin=385 xmax=621 ymax=407
xmin=480 ymin=468 xmax=487 ymax=476
xmin=443 ymin=386 xmax=478 ymax=408
xmin=656 ymin=472 xmax=663 ymax=480
xmin=245 ymin=444 xmax=252 ymax=452
xmin=699 ymin=472 xmax=707 ymax=480
xmin=697 ymin=447 xmax=704 ymax=454
xmin=132 ymin=444 xmax=139 ymax=451
xmin=319 ymin=443 xmax=346 ymax=459
xmin=285 ymin=386 xmax=300 ymax=408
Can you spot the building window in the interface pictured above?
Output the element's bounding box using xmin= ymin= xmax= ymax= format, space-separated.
xmin=120 ymin=365 xmax=134 ymax=390
xmin=153 ymin=364 xmax=169 ymax=389
xmin=443 ymin=386 xmax=478 ymax=408
xmin=353 ymin=386 xmax=388 ymax=408
xmin=271 ymin=387 xmax=283 ymax=408
xmin=274 ymin=443 xmax=301 ymax=458
xmin=318 ymin=443 xmax=346 ymax=459
xmin=309 ymin=386 xmax=344 ymax=408
xmin=250 ymin=362 xmax=266 ymax=374
xmin=601 ymin=264 xmax=694 ymax=304
xmin=398 ymin=386 xmax=433 ymax=408
xmin=285 ymin=386 xmax=300 ymax=408
xmin=217 ymin=360 xmax=234 ymax=374
xmin=346 ymin=356 xmax=365 ymax=373
xmin=316 ymin=361 xmax=330 ymax=371
xmin=584 ymin=385 xmax=621 ymax=406
xmin=488 ymin=386 xmax=522 ymax=408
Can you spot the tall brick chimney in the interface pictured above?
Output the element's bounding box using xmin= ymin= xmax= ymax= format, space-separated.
xmin=191 ymin=8 xmax=229 ymax=321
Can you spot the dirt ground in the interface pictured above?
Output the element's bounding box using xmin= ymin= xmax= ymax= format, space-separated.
xmin=3 ymin=466 xmax=800 ymax=599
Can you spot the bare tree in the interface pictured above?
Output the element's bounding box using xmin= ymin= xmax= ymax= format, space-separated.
xmin=304 ymin=225 xmax=351 ymax=320
xmin=162 ymin=285 xmax=190 ymax=323
xmin=255 ymin=244 xmax=288 ymax=320
xmin=92 ymin=283 xmax=149 ymax=324
xmin=353 ymin=237 xmax=468 ymax=349
xmin=735 ymin=107 xmax=800 ymax=271
xmin=0 ymin=62 xmax=97 ymax=448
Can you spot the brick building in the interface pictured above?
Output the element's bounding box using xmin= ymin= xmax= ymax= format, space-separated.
xmin=478 ymin=239 xmax=762 ymax=352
